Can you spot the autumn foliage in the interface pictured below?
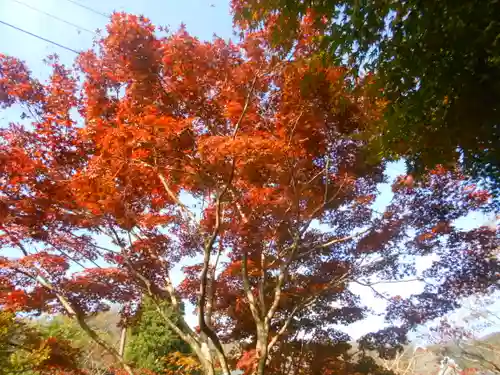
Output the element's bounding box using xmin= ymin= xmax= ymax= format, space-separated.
xmin=0 ymin=12 xmax=498 ymax=375
xmin=0 ymin=311 xmax=81 ymax=374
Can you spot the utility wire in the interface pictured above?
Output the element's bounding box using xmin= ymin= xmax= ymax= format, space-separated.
xmin=0 ymin=19 xmax=80 ymax=54
xmin=61 ymin=0 xmax=109 ymax=19
xmin=9 ymin=0 xmax=96 ymax=35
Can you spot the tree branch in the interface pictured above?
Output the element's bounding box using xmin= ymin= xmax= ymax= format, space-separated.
xmin=266 ymin=236 xmax=299 ymax=324
xmin=232 ymin=71 xmax=259 ymax=138
xmin=206 ymin=241 xmax=223 ymax=326
xmin=197 ymin=163 xmax=236 ymax=375
xmin=268 ymin=272 xmax=350 ymax=355
xmin=241 ymin=249 xmax=262 ymax=323
xmin=267 ymin=305 xmax=300 ymax=352
xmin=258 ymin=250 xmax=266 ymax=315
xmin=296 ymin=229 xmax=370 ymax=261
xmin=157 ymin=170 xmax=196 ymax=221
xmin=3 ymin=227 xmax=29 ymax=256
xmin=359 ymin=278 xmax=424 ymax=286
xmin=135 ymin=160 xmax=196 ymax=221
xmin=353 ymin=279 xmax=392 ymax=302
xmin=299 ymin=177 xmax=347 ymax=237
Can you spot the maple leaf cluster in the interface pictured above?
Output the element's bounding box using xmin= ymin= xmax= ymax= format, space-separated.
xmin=0 ymin=12 xmax=498 ymax=375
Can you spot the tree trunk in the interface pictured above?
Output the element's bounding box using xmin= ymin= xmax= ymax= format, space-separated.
xmin=118 ymin=327 xmax=127 ymax=357
xmin=255 ymin=325 xmax=269 ymax=375
xmin=201 ymin=340 xmax=216 ymax=375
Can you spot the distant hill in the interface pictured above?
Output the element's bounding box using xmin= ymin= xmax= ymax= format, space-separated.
xmin=402 ymin=332 xmax=500 ymax=375
xmin=482 ymin=331 xmax=500 ymax=344
xmin=29 ymin=310 xmax=500 ymax=374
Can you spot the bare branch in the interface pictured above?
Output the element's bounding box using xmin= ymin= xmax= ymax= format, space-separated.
xmin=199 ymin=160 xmax=235 ymax=325
xmin=54 ymin=247 xmax=89 ymax=270
xmin=3 ymin=227 xmax=29 ymax=256
xmin=157 ymin=170 xmax=196 ymax=221
xmin=266 ymin=274 xmax=350 ymax=365
xmin=300 ymin=177 xmax=347 ymax=236
xmin=267 ymin=305 xmax=300 ymax=352
xmin=296 ymin=229 xmax=371 ymax=261
xmin=242 ymin=249 xmax=262 ymax=322
xmin=323 ymin=156 xmax=330 ymax=205
xmin=135 ymin=160 xmax=196 ymax=221
xmin=151 ymin=296 xmax=200 ymax=346
xmin=266 ymin=237 xmax=299 ymax=323
xmin=232 ymin=74 xmax=259 ymax=138
xmin=353 ymin=279 xmax=392 ymax=302
xmin=206 ymin=241 xmax=224 ymax=326
xmin=258 ymin=250 xmax=266 ymax=314
xmin=360 ymin=278 xmax=424 ymax=286
xmin=197 ymin=162 xmax=236 ymax=375
xmin=287 ymin=111 xmax=304 ymax=146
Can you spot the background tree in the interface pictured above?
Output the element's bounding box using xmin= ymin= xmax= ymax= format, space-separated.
xmin=0 ymin=12 xmax=498 ymax=375
xmin=0 ymin=310 xmax=80 ymax=375
xmin=231 ymin=0 xmax=500 ymax=200
xmin=125 ymin=298 xmax=192 ymax=372
xmin=36 ymin=311 xmax=123 ymax=373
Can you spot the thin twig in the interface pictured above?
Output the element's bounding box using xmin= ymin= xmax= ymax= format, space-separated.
xmin=232 ymin=74 xmax=259 ymax=138
xmin=353 ymin=279 xmax=391 ymax=302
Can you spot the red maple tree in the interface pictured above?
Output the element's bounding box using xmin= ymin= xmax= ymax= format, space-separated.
xmin=0 ymin=13 xmax=497 ymax=375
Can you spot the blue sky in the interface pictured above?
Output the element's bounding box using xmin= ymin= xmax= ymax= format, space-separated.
xmin=0 ymin=0 xmax=497 ymax=341
xmin=0 ymin=0 xmax=233 ymax=70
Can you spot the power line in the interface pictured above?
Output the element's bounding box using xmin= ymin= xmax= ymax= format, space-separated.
xmin=0 ymin=19 xmax=80 ymax=54
xmin=9 ymin=0 xmax=95 ymax=35
xmin=61 ymin=0 xmax=109 ymax=19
